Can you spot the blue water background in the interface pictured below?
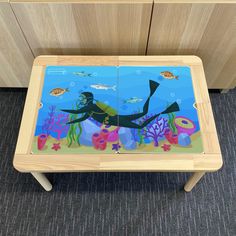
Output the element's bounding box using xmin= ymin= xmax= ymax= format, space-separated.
xmin=35 ymin=65 xmax=200 ymax=137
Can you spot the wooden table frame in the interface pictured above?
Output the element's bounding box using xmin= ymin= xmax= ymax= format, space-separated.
xmin=13 ymin=56 xmax=222 ymax=192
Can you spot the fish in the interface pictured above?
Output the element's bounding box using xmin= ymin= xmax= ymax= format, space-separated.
xmin=90 ymin=84 xmax=116 ymax=91
xmin=193 ymin=102 xmax=198 ymax=110
xmin=123 ymin=97 xmax=143 ymax=104
xmin=73 ymin=71 xmax=92 ymax=77
xmin=160 ymin=71 xmax=178 ymax=80
xmin=50 ymin=88 xmax=69 ymax=96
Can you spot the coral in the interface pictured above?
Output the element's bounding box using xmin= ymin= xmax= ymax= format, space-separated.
xmin=42 ymin=105 xmax=69 ymax=141
xmin=141 ymin=115 xmax=168 ymax=147
xmin=100 ymin=124 xmax=119 ymax=142
xmin=42 ymin=105 xmax=56 ymax=136
xmin=174 ymin=116 xmax=196 ymax=135
xmin=92 ymin=133 xmax=107 ymax=150
xmin=164 ymin=128 xmax=178 ymax=144
xmin=52 ymin=113 xmax=69 ymax=140
xmin=37 ymin=134 xmax=47 ymax=150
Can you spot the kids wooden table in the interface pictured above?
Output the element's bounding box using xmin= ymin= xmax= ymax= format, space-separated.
xmin=13 ymin=56 xmax=222 ymax=192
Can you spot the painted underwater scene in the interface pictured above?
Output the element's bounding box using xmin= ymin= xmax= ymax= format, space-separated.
xmin=32 ymin=65 xmax=203 ymax=154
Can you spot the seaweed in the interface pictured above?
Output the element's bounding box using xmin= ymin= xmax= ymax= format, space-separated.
xmin=166 ymin=103 xmax=177 ymax=134
xmin=167 ymin=112 xmax=177 ymax=134
xmin=132 ymin=109 xmax=144 ymax=145
xmin=66 ymin=100 xmax=83 ymax=147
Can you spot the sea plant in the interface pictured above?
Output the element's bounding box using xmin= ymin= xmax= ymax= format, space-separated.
xmin=141 ymin=115 xmax=168 ymax=147
xmin=66 ymin=100 xmax=83 ymax=147
xmin=166 ymin=104 xmax=177 ymax=134
xmin=132 ymin=109 xmax=144 ymax=145
xmin=42 ymin=105 xmax=56 ymax=136
xmin=52 ymin=113 xmax=69 ymax=140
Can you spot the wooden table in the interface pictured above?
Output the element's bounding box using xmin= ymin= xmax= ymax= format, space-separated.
xmin=13 ymin=56 xmax=222 ymax=192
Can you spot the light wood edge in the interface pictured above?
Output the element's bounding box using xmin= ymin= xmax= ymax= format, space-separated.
xmin=9 ymin=0 xmax=236 ymax=3
xmin=154 ymin=0 xmax=236 ymax=3
xmin=33 ymin=55 xmax=119 ymax=66
xmin=10 ymin=0 xmax=152 ymax=4
xmin=15 ymin=63 xmax=44 ymax=155
xmin=118 ymin=55 xmax=203 ymax=66
xmin=14 ymin=55 xmax=222 ymax=173
xmin=14 ymin=153 xmax=222 ymax=172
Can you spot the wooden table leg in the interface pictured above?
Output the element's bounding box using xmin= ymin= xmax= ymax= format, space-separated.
xmin=184 ymin=172 xmax=205 ymax=192
xmin=31 ymin=172 xmax=52 ymax=191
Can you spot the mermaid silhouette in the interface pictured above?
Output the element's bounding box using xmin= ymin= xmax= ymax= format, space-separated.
xmin=61 ymin=80 xmax=179 ymax=129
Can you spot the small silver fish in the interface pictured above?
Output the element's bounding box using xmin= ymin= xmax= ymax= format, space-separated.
xmin=90 ymin=84 xmax=116 ymax=91
xmin=124 ymin=97 xmax=143 ymax=104
xmin=73 ymin=71 xmax=92 ymax=77
xmin=50 ymin=88 xmax=69 ymax=96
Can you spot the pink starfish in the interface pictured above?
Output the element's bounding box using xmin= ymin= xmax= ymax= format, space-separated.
xmin=161 ymin=143 xmax=171 ymax=152
xmin=51 ymin=143 xmax=61 ymax=151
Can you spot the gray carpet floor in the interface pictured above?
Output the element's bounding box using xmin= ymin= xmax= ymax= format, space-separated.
xmin=0 ymin=88 xmax=235 ymax=236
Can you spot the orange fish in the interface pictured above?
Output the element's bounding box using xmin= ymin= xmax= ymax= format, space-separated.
xmin=160 ymin=71 xmax=178 ymax=80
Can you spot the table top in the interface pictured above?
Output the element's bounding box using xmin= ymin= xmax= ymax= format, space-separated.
xmin=14 ymin=56 xmax=222 ymax=172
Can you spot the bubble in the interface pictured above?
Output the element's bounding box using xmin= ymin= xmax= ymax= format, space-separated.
xmin=104 ymin=101 xmax=109 ymax=104
xmin=135 ymin=70 xmax=142 ymax=75
xmin=59 ymin=96 xmax=63 ymax=100
xmin=170 ymin=92 xmax=175 ymax=97
xmin=177 ymin=99 xmax=182 ymax=104
xmin=70 ymin=81 xmax=75 ymax=87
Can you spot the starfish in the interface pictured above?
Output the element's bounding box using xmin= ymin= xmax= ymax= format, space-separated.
xmin=161 ymin=143 xmax=171 ymax=152
xmin=52 ymin=143 xmax=61 ymax=151
xmin=112 ymin=143 xmax=121 ymax=151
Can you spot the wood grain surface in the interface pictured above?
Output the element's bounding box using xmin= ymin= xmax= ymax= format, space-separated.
xmin=147 ymin=3 xmax=236 ymax=89
xmin=11 ymin=1 xmax=152 ymax=55
xmin=0 ymin=1 xmax=34 ymax=86
xmin=14 ymin=56 xmax=222 ymax=173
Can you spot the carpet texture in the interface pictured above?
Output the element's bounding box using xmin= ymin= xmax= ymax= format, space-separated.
xmin=0 ymin=88 xmax=235 ymax=236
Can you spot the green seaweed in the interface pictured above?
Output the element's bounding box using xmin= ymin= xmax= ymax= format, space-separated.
xmin=137 ymin=125 xmax=144 ymax=145
xmin=166 ymin=103 xmax=177 ymax=134
xmin=136 ymin=109 xmax=144 ymax=145
xmin=66 ymin=100 xmax=83 ymax=147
